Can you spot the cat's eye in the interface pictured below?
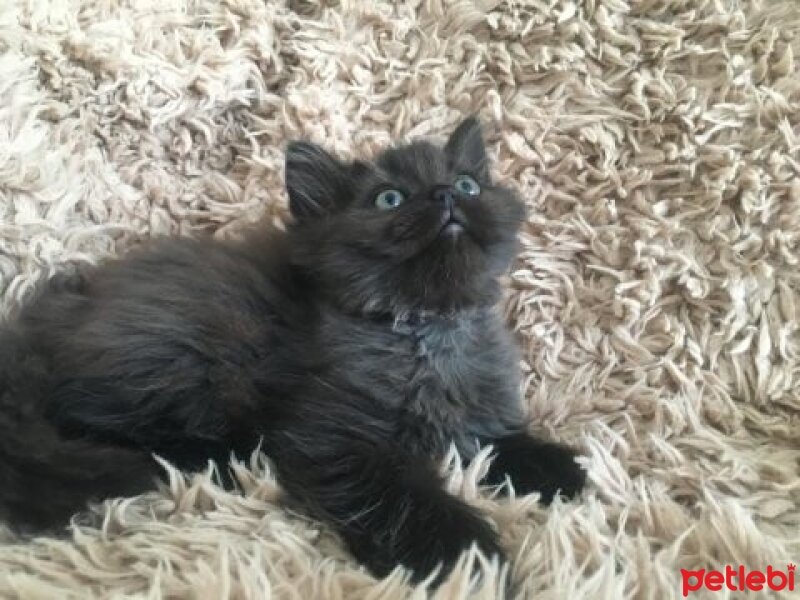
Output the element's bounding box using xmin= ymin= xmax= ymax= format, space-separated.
xmin=374 ymin=189 xmax=406 ymax=210
xmin=454 ymin=175 xmax=481 ymax=196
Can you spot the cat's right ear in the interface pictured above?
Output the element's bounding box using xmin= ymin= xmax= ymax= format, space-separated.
xmin=285 ymin=141 xmax=348 ymax=221
xmin=445 ymin=116 xmax=489 ymax=179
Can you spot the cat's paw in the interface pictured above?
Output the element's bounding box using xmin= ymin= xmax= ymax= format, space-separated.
xmin=486 ymin=433 xmax=586 ymax=504
xmin=348 ymin=494 xmax=505 ymax=585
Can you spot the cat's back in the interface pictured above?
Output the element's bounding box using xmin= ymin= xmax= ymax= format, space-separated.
xmin=20 ymin=232 xmax=304 ymax=353
xmin=7 ymin=230 xmax=319 ymax=460
xmin=16 ymin=231 xmax=316 ymax=417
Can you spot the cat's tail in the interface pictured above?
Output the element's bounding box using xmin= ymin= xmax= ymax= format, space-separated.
xmin=0 ymin=327 xmax=162 ymax=534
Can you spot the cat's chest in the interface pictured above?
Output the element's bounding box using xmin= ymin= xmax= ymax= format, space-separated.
xmin=322 ymin=313 xmax=482 ymax=415
xmin=318 ymin=310 xmax=521 ymax=455
xmin=395 ymin=318 xmax=476 ymax=410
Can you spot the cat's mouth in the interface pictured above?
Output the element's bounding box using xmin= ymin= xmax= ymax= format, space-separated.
xmin=438 ymin=209 xmax=466 ymax=238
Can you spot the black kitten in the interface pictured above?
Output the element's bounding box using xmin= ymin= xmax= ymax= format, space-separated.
xmin=0 ymin=117 xmax=585 ymax=582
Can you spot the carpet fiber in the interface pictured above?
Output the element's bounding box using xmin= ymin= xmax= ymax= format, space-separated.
xmin=1 ymin=0 xmax=799 ymax=598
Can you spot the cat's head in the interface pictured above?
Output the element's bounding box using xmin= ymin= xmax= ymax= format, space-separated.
xmin=284 ymin=117 xmax=526 ymax=316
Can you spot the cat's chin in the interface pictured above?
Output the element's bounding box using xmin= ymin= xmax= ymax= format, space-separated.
xmin=440 ymin=221 xmax=465 ymax=238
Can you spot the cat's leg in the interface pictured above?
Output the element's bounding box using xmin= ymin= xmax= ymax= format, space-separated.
xmin=481 ymin=431 xmax=586 ymax=503
xmin=0 ymin=327 xmax=162 ymax=533
xmin=466 ymin=354 xmax=586 ymax=503
xmin=270 ymin=426 xmax=504 ymax=583
xmin=1 ymin=426 xmax=164 ymax=534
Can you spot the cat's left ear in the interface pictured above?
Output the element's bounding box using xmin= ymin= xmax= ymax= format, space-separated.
xmin=445 ymin=116 xmax=489 ymax=180
xmin=285 ymin=141 xmax=349 ymax=221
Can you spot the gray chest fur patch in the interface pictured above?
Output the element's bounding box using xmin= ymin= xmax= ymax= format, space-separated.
xmin=393 ymin=314 xmax=475 ymax=392
xmin=322 ymin=309 xmax=520 ymax=456
xmin=391 ymin=313 xmax=483 ymax=447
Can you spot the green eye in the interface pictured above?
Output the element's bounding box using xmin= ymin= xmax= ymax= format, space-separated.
xmin=454 ymin=174 xmax=481 ymax=196
xmin=375 ymin=189 xmax=405 ymax=210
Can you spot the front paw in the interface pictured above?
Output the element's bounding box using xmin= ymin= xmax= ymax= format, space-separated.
xmin=486 ymin=433 xmax=586 ymax=503
xmin=348 ymin=494 xmax=504 ymax=584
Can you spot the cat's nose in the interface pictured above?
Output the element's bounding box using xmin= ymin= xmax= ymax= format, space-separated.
xmin=431 ymin=186 xmax=456 ymax=208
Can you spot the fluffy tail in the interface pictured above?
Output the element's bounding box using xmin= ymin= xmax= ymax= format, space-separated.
xmin=0 ymin=328 xmax=162 ymax=534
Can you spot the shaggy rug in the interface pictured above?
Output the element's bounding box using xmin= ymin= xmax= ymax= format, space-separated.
xmin=1 ymin=0 xmax=799 ymax=598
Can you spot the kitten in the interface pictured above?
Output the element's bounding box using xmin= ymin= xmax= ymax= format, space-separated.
xmin=0 ymin=117 xmax=585 ymax=582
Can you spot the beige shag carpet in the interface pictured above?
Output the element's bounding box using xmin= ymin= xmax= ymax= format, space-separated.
xmin=1 ymin=0 xmax=800 ymax=598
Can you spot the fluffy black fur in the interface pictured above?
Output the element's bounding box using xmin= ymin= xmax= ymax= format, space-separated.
xmin=0 ymin=118 xmax=585 ymax=581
